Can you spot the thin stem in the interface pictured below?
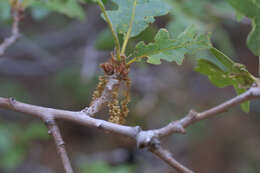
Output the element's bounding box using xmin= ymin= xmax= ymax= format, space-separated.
xmin=121 ymin=0 xmax=137 ymax=55
xmin=45 ymin=118 xmax=74 ymax=173
xmin=96 ymin=0 xmax=121 ymax=61
xmin=127 ymin=57 xmax=138 ymax=65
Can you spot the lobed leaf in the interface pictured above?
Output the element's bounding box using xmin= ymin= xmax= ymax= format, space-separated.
xmin=226 ymin=0 xmax=260 ymax=56
xmin=133 ymin=25 xmax=211 ymax=65
xmin=104 ymin=0 xmax=170 ymax=38
xmin=196 ymin=48 xmax=256 ymax=112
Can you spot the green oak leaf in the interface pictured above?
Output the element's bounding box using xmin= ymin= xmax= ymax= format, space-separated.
xmin=133 ymin=25 xmax=211 ymax=65
xmin=28 ymin=0 xmax=85 ymax=20
xmin=196 ymin=48 xmax=256 ymax=112
xmin=227 ymin=0 xmax=260 ymax=56
xmin=104 ymin=0 xmax=170 ymax=38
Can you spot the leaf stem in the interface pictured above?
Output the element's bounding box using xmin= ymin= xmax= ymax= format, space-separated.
xmin=121 ymin=0 xmax=137 ymax=55
xmin=97 ymin=0 xmax=121 ymax=61
xmin=127 ymin=57 xmax=138 ymax=65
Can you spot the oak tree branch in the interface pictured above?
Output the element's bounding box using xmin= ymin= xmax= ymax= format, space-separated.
xmin=44 ymin=117 xmax=74 ymax=173
xmin=150 ymin=145 xmax=194 ymax=173
xmin=0 ymin=82 xmax=260 ymax=173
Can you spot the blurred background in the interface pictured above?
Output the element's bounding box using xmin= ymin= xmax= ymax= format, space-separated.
xmin=0 ymin=0 xmax=260 ymax=173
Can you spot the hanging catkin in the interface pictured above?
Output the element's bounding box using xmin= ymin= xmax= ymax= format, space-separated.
xmin=108 ymin=86 xmax=121 ymax=124
xmin=90 ymin=76 xmax=107 ymax=106
xmin=119 ymin=77 xmax=131 ymax=124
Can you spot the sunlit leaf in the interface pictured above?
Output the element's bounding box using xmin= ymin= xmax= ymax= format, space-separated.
xmin=133 ymin=25 xmax=211 ymax=65
xmin=104 ymin=0 xmax=170 ymax=37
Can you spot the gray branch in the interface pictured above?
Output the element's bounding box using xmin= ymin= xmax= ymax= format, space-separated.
xmin=150 ymin=145 xmax=194 ymax=173
xmin=44 ymin=117 xmax=74 ymax=173
xmin=1 ymin=84 xmax=260 ymax=173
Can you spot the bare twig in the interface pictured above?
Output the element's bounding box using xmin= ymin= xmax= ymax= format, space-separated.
xmin=155 ymin=86 xmax=260 ymax=139
xmin=1 ymin=84 xmax=260 ymax=173
xmin=44 ymin=117 xmax=74 ymax=173
xmin=150 ymin=145 xmax=194 ymax=173
xmin=0 ymin=7 xmax=21 ymax=56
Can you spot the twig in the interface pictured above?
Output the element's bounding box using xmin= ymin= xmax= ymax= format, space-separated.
xmin=44 ymin=117 xmax=74 ymax=173
xmin=83 ymin=75 xmax=120 ymax=116
xmin=150 ymin=145 xmax=194 ymax=173
xmin=155 ymin=86 xmax=260 ymax=139
xmin=0 ymin=7 xmax=21 ymax=56
xmin=0 ymin=84 xmax=260 ymax=173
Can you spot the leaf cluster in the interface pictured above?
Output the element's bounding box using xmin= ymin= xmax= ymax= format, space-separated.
xmin=93 ymin=0 xmax=259 ymax=112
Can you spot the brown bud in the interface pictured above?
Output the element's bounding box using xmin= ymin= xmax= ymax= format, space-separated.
xmin=100 ymin=63 xmax=114 ymax=75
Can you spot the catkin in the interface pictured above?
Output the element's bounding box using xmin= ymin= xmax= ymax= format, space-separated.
xmin=119 ymin=77 xmax=131 ymax=124
xmin=90 ymin=76 xmax=107 ymax=105
xmin=108 ymin=87 xmax=121 ymax=124
xmin=94 ymin=54 xmax=131 ymax=124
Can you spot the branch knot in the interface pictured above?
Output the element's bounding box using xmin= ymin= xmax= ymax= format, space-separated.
xmin=172 ymin=121 xmax=186 ymax=134
xmin=136 ymin=130 xmax=160 ymax=149
xmin=187 ymin=109 xmax=199 ymax=120
xmin=8 ymin=97 xmax=16 ymax=108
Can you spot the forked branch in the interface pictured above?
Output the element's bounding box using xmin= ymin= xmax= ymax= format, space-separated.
xmin=0 ymin=78 xmax=260 ymax=173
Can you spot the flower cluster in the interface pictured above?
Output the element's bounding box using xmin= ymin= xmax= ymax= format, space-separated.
xmin=90 ymin=76 xmax=107 ymax=105
xmin=91 ymin=54 xmax=131 ymax=124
